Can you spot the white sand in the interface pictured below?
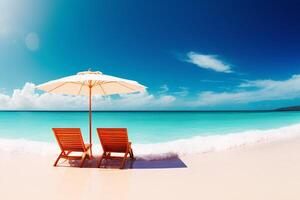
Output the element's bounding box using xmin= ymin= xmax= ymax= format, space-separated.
xmin=1 ymin=137 xmax=300 ymax=200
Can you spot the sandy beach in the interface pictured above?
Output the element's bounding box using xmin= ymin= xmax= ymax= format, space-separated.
xmin=1 ymin=137 xmax=300 ymax=200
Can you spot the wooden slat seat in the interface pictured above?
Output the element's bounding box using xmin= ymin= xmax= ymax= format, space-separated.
xmin=53 ymin=128 xmax=91 ymax=168
xmin=97 ymin=128 xmax=134 ymax=169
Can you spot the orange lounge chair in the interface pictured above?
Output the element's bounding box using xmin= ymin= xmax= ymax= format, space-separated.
xmin=97 ymin=128 xmax=134 ymax=169
xmin=52 ymin=128 xmax=91 ymax=168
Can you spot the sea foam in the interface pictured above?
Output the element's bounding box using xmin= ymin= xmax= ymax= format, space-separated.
xmin=1 ymin=123 xmax=300 ymax=160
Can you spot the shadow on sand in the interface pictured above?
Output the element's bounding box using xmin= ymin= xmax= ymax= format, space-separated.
xmin=59 ymin=155 xmax=187 ymax=169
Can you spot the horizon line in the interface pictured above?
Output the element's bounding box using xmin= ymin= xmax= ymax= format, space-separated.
xmin=0 ymin=109 xmax=296 ymax=112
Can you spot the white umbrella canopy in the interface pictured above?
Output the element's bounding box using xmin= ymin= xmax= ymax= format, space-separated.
xmin=37 ymin=71 xmax=146 ymax=96
xmin=36 ymin=70 xmax=146 ymax=157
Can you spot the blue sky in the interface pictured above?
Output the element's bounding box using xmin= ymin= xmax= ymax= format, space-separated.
xmin=1 ymin=0 xmax=300 ymax=110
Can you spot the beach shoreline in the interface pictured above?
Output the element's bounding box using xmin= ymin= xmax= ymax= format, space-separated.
xmin=2 ymin=120 xmax=300 ymax=160
xmin=1 ymin=137 xmax=300 ymax=200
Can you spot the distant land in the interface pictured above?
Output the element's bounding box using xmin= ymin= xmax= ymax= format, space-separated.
xmin=275 ymin=106 xmax=300 ymax=111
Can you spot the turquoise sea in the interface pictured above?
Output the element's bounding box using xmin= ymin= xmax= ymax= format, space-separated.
xmin=1 ymin=111 xmax=300 ymax=144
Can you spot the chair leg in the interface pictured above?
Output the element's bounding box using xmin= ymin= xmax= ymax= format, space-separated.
xmin=98 ymin=152 xmax=106 ymax=168
xmin=86 ymin=148 xmax=91 ymax=159
xmin=107 ymin=152 xmax=111 ymax=158
xmin=120 ymin=152 xmax=128 ymax=169
xmin=54 ymin=152 xmax=63 ymax=167
xmin=129 ymin=148 xmax=134 ymax=159
xmin=79 ymin=152 xmax=87 ymax=168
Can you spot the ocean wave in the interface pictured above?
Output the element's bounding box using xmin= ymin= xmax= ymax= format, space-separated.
xmin=1 ymin=123 xmax=300 ymax=160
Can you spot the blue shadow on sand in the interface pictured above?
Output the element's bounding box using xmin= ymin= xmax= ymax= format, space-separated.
xmin=63 ymin=155 xmax=187 ymax=169
xmin=129 ymin=156 xmax=187 ymax=169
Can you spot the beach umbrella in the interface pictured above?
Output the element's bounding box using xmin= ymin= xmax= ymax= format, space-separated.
xmin=36 ymin=70 xmax=146 ymax=157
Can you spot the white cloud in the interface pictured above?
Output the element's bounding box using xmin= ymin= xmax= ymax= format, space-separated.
xmin=25 ymin=32 xmax=39 ymax=51
xmin=174 ymin=86 xmax=189 ymax=97
xmin=158 ymin=84 xmax=189 ymax=97
xmin=0 ymin=83 xmax=176 ymax=110
xmin=3 ymin=75 xmax=300 ymax=110
xmin=194 ymin=75 xmax=300 ymax=106
xmin=158 ymin=84 xmax=169 ymax=94
xmin=238 ymin=80 xmax=278 ymax=88
xmin=186 ymin=52 xmax=233 ymax=73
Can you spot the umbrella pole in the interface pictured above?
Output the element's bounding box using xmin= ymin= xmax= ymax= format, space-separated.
xmin=89 ymin=86 xmax=93 ymax=158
